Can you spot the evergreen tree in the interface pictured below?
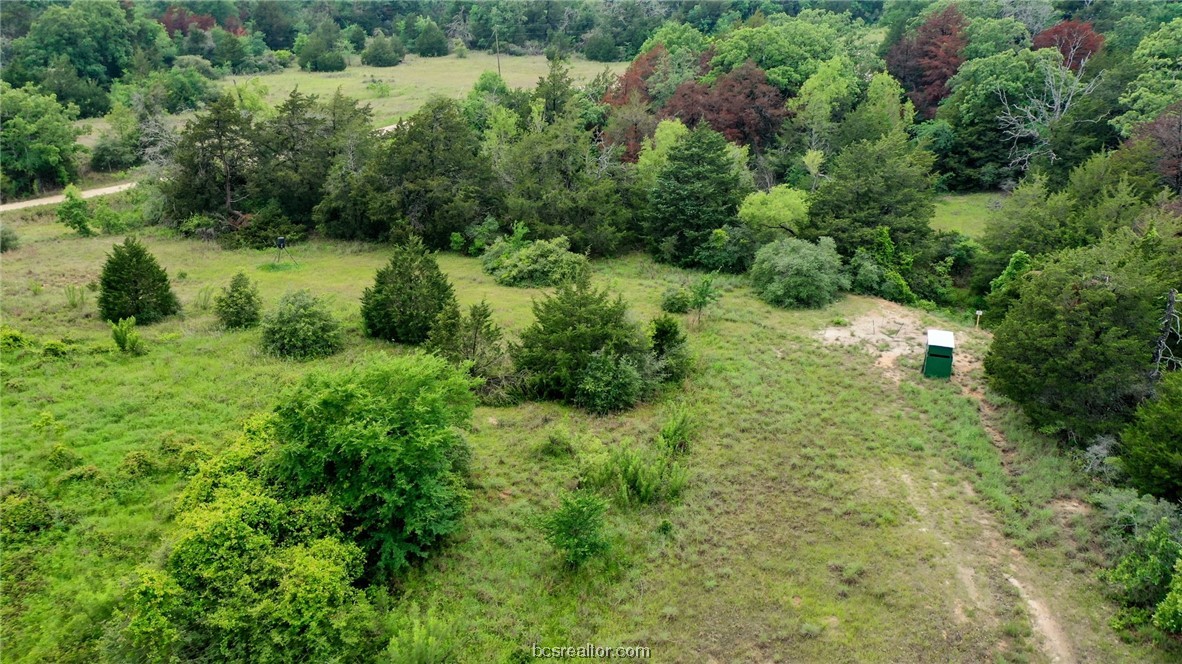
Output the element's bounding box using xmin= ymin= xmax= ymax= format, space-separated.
xmin=214 ymin=272 xmax=263 ymax=329
xmin=425 ymin=299 xmax=507 ymax=380
xmin=361 ymin=238 xmax=457 ymax=344
xmin=98 ymin=237 xmax=180 ymax=324
xmin=360 ymin=31 xmax=405 ymax=67
xmin=414 ymin=20 xmax=448 ymax=57
xmin=1122 ymin=372 xmax=1182 ymax=502
xmin=646 ymin=126 xmax=747 ymax=267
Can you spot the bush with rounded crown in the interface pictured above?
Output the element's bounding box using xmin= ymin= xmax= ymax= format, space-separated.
xmin=260 ymin=290 xmax=343 ymax=360
xmin=98 ymin=237 xmax=180 ymax=324
xmin=750 ymin=237 xmax=849 ymax=309
xmin=214 ymin=272 xmax=263 ymax=329
xmin=361 ymin=238 xmax=456 ymax=344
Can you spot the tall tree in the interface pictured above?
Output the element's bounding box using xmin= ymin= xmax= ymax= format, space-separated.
xmin=887 ymin=4 xmax=968 ymax=118
xmin=163 ymin=93 xmax=255 ymax=221
xmin=0 ymin=82 xmax=85 ymax=199
xmin=805 ymin=130 xmax=936 ymax=256
xmin=1033 ymin=20 xmax=1105 ymax=71
xmin=646 ymin=126 xmax=748 ymax=266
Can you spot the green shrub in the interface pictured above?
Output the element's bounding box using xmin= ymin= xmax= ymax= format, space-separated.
xmin=272 ymin=354 xmax=478 ymax=577
xmin=575 ymin=351 xmax=645 ymax=415
xmin=1 ymin=326 xmax=34 ymax=350
xmin=1091 ymin=488 xmax=1182 ymax=560
xmin=660 ymin=286 xmax=692 ymax=314
xmin=47 ymin=444 xmax=82 ymax=470
xmin=361 ymin=238 xmax=457 ymax=344
xmin=657 ymin=403 xmax=695 ymax=455
xmin=56 ymin=184 xmax=93 ymax=236
xmin=584 ymin=440 xmax=687 ymax=506
xmin=482 ymin=233 xmax=589 ymax=287
xmin=692 ymin=225 xmax=759 ymax=273
xmin=64 ymin=284 xmax=88 ymax=308
xmin=1154 ymin=558 xmax=1182 ymax=633
xmin=513 ymin=277 xmax=651 ymax=408
xmin=0 ymin=492 xmax=55 ymax=534
xmin=98 ymin=237 xmax=180 ymax=324
xmin=384 ymin=604 xmax=455 ymax=664
xmin=120 ymin=450 xmax=159 ymax=478
xmin=541 ymin=491 xmax=609 ymax=568
xmin=110 ymin=317 xmax=145 ymax=355
xmin=55 ymin=464 xmax=102 ymax=484
xmin=260 ymin=290 xmax=343 ymax=360
xmin=425 ymin=299 xmax=509 ymax=381
xmin=1103 ymin=519 xmax=1181 ymax=609
xmin=41 ymin=339 xmax=71 ymax=358
xmin=214 ymin=272 xmax=263 ymax=329
xmin=650 ymin=315 xmax=691 ymax=382
xmin=217 ymin=201 xmax=302 ymax=250
xmin=751 ymin=237 xmax=849 ymax=309
xmin=1122 ymin=372 xmax=1182 ymax=502
xmin=361 ymin=31 xmax=406 ymax=67
xmin=688 ymin=274 xmax=721 ymax=324
xmin=0 ymin=225 xmax=19 ymax=252
xmin=93 ymin=200 xmax=129 ymax=234
xmin=312 ymin=50 xmax=347 ymax=72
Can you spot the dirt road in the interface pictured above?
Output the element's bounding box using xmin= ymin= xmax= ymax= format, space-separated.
xmin=0 ymin=182 xmax=137 ymax=213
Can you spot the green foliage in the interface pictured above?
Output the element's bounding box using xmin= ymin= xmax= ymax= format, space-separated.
xmin=806 ymin=130 xmax=936 ymax=256
xmin=1113 ymin=18 xmax=1182 ymax=134
xmin=660 ymin=286 xmax=692 ymax=314
xmin=56 ymin=185 xmax=93 ymax=236
xmin=361 ymin=238 xmax=457 ymax=344
xmin=98 ymin=237 xmax=180 ymax=324
xmin=540 ymin=491 xmax=609 ymax=568
xmin=214 ymin=272 xmax=263 ymax=330
xmin=647 ymin=126 xmax=748 ymax=268
xmin=425 ymin=299 xmax=508 ymax=382
xmin=708 ymin=17 xmax=842 ymax=94
xmin=481 ymin=234 xmax=589 ymax=287
xmin=1091 ymin=487 xmax=1182 ymax=561
xmin=984 ymin=250 xmax=1034 ymax=322
xmin=110 ymin=317 xmax=145 ymax=355
xmin=272 ymin=354 xmax=477 ymax=577
xmin=0 ymin=225 xmax=19 ymax=252
xmin=693 ymin=225 xmax=759 ymax=274
xmin=64 ymin=284 xmax=88 ymax=309
xmin=751 ymin=237 xmax=849 ymax=309
xmin=984 ymin=236 xmax=1166 ymax=439
xmin=0 ymin=81 xmax=84 ymax=199
xmin=259 ymin=290 xmax=343 ymax=360
xmin=218 ymin=201 xmax=302 ymax=250
xmin=584 ymin=440 xmax=687 ymax=506
xmin=650 ymin=315 xmax=692 ymax=383
xmin=0 ymin=492 xmax=56 ymax=535
xmin=738 ymin=185 xmax=810 ymax=238
xmin=1104 ymin=519 xmax=1182 ymax=609
xmin=656 ymin=402 xmax=696 ymax=455
xmin=385 ymin=604 xmax=456 ymax=663
xmin=1154 ymin=559 xmax=1182 ymax=633
xmin=415 ymin=20 xmax=449 ymax=57
xmin=1122 ymin=372 xmax=1182 ymax=502
xmin=514 ymin=278 xmax=651 ymax=408
xmin=575 ymin=351 xmax=645 ymax=415
xmin=359 ymin=30 xmax=406 ymax=66
xmin=687 ymin=274 xmax=721 ymax=325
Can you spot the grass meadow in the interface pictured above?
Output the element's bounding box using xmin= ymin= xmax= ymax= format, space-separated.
xmin=932 ymin=193 xmax=1003 ymax=239
xmin=0 ymin=197 xmax=1167 ymax=663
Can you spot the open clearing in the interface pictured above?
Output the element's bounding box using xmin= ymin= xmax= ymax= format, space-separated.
xmin=932 ymin=193 xmax=1003 ymax=239
xmin=0 ymin=206 xmax=1166 ymax=662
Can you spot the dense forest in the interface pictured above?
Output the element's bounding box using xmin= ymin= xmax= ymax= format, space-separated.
xmin=2 ymin=1 xmax=1182 ymax=662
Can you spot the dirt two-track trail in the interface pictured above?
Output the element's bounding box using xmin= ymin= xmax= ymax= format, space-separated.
xmin=821 ymin=302 xmax=1075 ymax=663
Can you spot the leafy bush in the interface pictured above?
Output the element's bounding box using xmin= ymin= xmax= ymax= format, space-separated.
xmin=657 ymin=403 xmax=696 ymax=455
xmin=584 ymin=440 xmax=687 ymax=506
xmin=214 ymin=272 xmax=263 ymax=329
xmin=41 ymin=339 xmax=71 ymax=358
xmin=384 ymin=604 xmax=455 ymax=664
xmin=687 ymin=274 xmax=721 ymax=324
xmin=110 ymin=317 xmax=145 ymax=355
xmin=660 ymin=286 xmax=692 ymax=314
xmin=0 ymin=492 xmax=55 ymax=535
xmin=311 ymin=50 xmax=347 ymax=72
xmin=482 ymin=233 xmax=589 ymax=288
xmin=649 ymin=315 xmax=691 ymax=382
xmin=260 ymin=290 xmax=343 ymax=360
xmin=361 ymin=238 xmax=457 ymax=344
xmin=98 ymin=237 xmax=180 ymax=324
xmin=847 ymin=249 xmax=919 ymax=305
xmin=692 ymin=225 xmax=759 ymax=273
xmin=513 ymin=278 xmax=651 ymax=408
xmin=1154 ymin=559 xmax=1182 ymax=633
xmin=93 ymin=200 xmax=130 ymax=234
xmin=1122 ymin=372 xmax=1182 ymax=502
xmin=57 ymin=185 xmax=93 ymax=236
xmin=575 ymin=351 xmax=645 ymax=415
xmin=1103 ymin=519 xmax=1181 ymax=614
xmin=425 ymin=299 xmax=509 ymax=381
xmin=217 ymin=201 xmax=302 ymax=250
xmin=1091 ymin=488 xmax=1182 ymax=561
xmin=0 ymin=225 xmax=19 ymax=252
xmin=541 ymin=491 xmax=609 ymax=568
xmin=750 ymin=237 xmax=849 ymax=309
xmin=361 ymin=31 xmax=406 ymax=67
xmin=47 ymin=444 xmax=82 ymax=470
xmin=272 ymin=354 xmax=477 ymax=577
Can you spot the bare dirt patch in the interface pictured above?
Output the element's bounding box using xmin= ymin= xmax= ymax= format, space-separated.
xmin=820 ymin=302 xmax=927 ymax=382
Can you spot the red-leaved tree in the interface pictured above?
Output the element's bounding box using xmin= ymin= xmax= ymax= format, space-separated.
xmin=160 ymin=6 xmax=217 ymax=37
xmin=604 ymin=45 xmax=664 ymax=107
xmin=1033 ymin=20 xmax=1104 ymax=71
xmin=886 ymin=4 xmax=968 ymax=119
xmin=663 ymin=61 xmax=786 ymax=150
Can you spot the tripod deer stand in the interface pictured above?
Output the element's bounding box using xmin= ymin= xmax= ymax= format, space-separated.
xmin=274 ymin=236 xmax=298 ymax=265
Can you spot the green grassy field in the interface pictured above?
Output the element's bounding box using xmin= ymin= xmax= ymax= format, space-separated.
xmin=74 ymin=52 xmax=623 ymax=147
xmin=0 ymin=201 xmax=1168 ymax=662
xmin=932 ymin=193 xmax=1003 ymax=239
